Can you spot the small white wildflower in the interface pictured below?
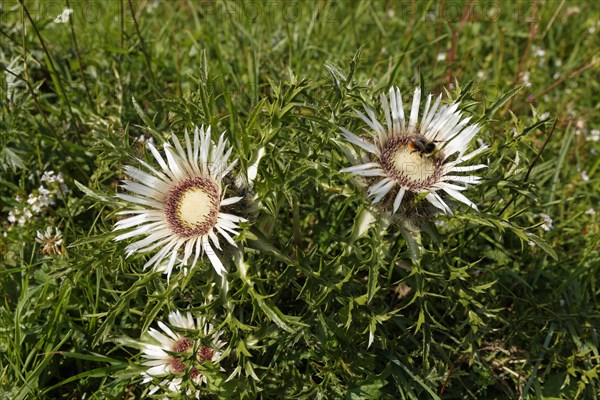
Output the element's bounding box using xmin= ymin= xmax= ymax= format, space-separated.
xmin=588 ymin=129 xmax=600 ymax=142
xmin=487 ymin=7 xmax=499 ymax=18
xmin=532 ymin=46 xmax=546 ymax=58
xmin=585 ymin=208 xmax=596 ymax=215
xmin=540 ymin=213 xmax=553 ymax=231
xmin=28 ymin=187 xmax=54 ymax=211
xmin=573 ymin=119 xmax=585 ymax=135
xmin=477 ymin=70 xmax=486 ymax=79
xmin=525 ymin=232 xmax=536 ymax=247
xmin=520 ymin=72 xmax=532 ymax=87
xmin=531 ymin=46 xmax=546 ymax=67
xmin=437 ymin=53 xmax=446 ymax=62
xmin=581 ymin=170 xmax=589 ymax=181
xmin=42 ymin=171 xmax=69 ymax=199
xmin=27 ymin=193 xmax=39 ymax=206
xmin=22 ymin=208 xmax=33 ymax=224
xmin=146 ymin=0 xmax=159 ymax=13
xmin=53 ymin=8 xmax=73 ymax=24
xmin=41 ymin=171 xmax=55 ymax=183
xmin=38 ymin=186 xmax=51 ymax=196
xmin=41 ymin=170 xmax=65 ymax=184
xmin=8 ymin=209 xmax=18 ymax=224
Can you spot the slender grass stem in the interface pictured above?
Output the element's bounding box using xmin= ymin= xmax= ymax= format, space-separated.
xmin=18 ymin=0 xmax=83 ymax=144
xmin=127 ymin=0 xmax=157 ymax=87
xmin=66 ymin=0 xmax=95 ymax=111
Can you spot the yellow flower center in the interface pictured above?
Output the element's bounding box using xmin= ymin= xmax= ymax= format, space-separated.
xmin=390 ymin=147 xmax=437 ymax=183
xmin=380 ymin=135 xmax=444 ymax=190
xmin=165 ymin=177 xmax=220 ymax=238
xmin=178 ymin=188 xmax=216 ymax=229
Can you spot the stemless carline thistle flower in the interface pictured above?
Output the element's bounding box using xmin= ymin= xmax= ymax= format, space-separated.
xmin=114 ymin=125 xmax=246 ymax=278
xmin=340 ymin=86 xmax=487 ymax=214
xmin=36 ymin=227 xmax=64 ymax=255
xmin=139 ymin=310 xmax=226 ymax=397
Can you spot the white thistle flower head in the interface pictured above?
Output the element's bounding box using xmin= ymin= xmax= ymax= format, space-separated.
xmin=114 ymin=125 xmax=246 ymax=279
xmin=140 ymin=310 xmax=226 ymax=397
xmin=340 ymin=86 xmax=487 ymax=215
xmin=36 ymin=227 xmax=63 ymax=255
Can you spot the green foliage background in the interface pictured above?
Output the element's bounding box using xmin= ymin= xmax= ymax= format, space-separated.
xmin=1 ymin=0 xmax=599 ymax=398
